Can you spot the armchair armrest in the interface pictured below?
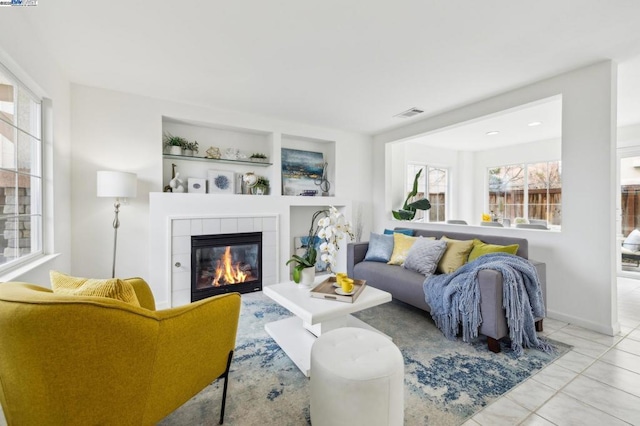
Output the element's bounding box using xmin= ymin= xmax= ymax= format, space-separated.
xmin=126 ymin=277 xmax=156 ymax=310
xmin=347 ymin=242 xmax=369 ymax=277
xmin=145 ymin=292 xmax=241 ymax=423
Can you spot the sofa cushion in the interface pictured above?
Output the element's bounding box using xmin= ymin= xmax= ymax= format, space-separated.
xmin=437 ymin=237 xmax=474 ymax=274
xmin=403 ymin=238 xmax=447 ymax=276
xmin=468 ymin=239 xmax=519 ymax=262
xmin=384 ymin=228 xmax=414 ymax=236
xmin=364 ymin=232 xmax=394 ymax=262
xmin=50 ymin=271 xmax=141 ymax=307
xmin=387 ymin=233 xmax=418 ymax=265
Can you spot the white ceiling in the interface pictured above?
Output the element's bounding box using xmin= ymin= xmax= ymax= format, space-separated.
xmin=19 ymin=1 xmax=640 ymax=135
xmin=408 ymin=96 xmax=563 ymax=151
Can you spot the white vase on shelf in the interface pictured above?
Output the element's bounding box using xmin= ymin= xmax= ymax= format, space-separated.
xmin=167 ymin=146 xmax=182 ymax=155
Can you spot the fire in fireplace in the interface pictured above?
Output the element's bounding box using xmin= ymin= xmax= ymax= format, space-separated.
xmin=191 ymin=232 xmax=262 ymax=302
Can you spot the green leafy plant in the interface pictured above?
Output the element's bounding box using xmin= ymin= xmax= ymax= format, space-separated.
xmin=255 ymin=176 xmax=269 ymax=189
xmin=162 ymin=132 xmax=188 ymax=148
xmin=184 ymin=141 xmax=199 ymax=152
xmin=250 ymin=152 xmax=267 ymax=159
xmin=392 ymin=169 xmax=431 ymax=220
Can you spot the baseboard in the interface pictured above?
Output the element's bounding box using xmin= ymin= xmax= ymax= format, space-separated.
xmin=547 ymin=309 xmax=620 ymax=337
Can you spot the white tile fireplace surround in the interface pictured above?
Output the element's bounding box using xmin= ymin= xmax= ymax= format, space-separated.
xmin=170 ymin=215 xmax=278 ymax=307
xmin=148 ymin=193 xmax=351 ymax=309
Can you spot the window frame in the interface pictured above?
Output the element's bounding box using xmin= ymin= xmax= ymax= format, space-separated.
xmin=407 ymin=163 xmax=450 ymax=223
xmin=487 ymin=160 xmax=562 ymax=227
xmin=0 ymin=61 xmax=44 ymax=274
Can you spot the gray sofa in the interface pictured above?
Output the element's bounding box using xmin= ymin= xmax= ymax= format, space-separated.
xmin=347 ymin=227 xmax=546 ymax=353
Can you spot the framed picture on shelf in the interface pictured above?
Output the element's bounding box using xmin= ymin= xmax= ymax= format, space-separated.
xmin=188 ymin=178 xmax=207 ymax=193
xmin=281 ymin=148 xmax=324 ymax=196
xmin=208 ymin=170 xmax=235 ymax=194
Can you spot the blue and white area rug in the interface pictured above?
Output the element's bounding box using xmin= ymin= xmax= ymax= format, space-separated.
xmin=160 ymin=292 xmax=569 ymax=425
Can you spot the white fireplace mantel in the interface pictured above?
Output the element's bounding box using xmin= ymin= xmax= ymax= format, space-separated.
xmin=148 ymin=192 xmax=351 ymax=309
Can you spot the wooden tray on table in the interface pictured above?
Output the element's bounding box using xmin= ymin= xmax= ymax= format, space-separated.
xmin=310 ymin=276 xmax=367 ymax=303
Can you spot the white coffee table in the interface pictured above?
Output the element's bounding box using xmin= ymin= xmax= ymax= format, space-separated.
xmin=263 ymin=279 xmax=392 ymax=377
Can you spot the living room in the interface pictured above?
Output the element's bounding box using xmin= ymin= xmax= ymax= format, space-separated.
xmin=1 ymin=2 xmax=640 ymax=425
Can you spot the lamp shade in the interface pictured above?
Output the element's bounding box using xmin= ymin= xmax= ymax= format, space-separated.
xmin=97 ymin=171 xmax=137 ymax=198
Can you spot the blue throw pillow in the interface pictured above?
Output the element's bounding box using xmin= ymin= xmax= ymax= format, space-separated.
xmin=364 ymin=233 xmax=394 ymax=262
xmin=384 ymin=228 xmax=414 ymax=236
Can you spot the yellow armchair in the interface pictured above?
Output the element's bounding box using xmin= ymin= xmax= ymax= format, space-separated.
xmin=0 ymin=278 xmax=241 ymax=425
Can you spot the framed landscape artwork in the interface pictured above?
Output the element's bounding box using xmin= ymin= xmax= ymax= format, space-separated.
xmin=281 ymin=148 xmax=324 ymax=196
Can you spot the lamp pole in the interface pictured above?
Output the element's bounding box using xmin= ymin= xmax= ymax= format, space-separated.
xmin=111 ymin=198 xmax=121 ymax=279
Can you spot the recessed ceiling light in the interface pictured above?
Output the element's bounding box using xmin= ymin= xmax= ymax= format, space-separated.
xmin=528 ymin=121 xmax=542 ymax=127
xmin=486 ymin=131 xmax=500 ymax=136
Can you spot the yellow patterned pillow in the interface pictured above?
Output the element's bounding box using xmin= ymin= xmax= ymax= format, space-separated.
xmin=50 ymin=271 xmax=141 ymax=307
xmin=387 ymin=233 xmax=418 ymax=265
xmin=436 ymin=237 xmax=474 ymax=274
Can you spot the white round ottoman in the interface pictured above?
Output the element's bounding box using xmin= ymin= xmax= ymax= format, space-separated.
xmin=310 ymin=327 xmax=404 ymax=426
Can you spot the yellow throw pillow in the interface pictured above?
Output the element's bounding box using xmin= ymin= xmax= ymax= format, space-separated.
xmin=437 ymin=237 xmax=474 ymax=274
xmin=387 ymin=233 xmax=418 ymax=265
xmin=468 ymin=239 xmax=519 ymax=262
xmin=50 ymin=270 xmax=141 ymax=307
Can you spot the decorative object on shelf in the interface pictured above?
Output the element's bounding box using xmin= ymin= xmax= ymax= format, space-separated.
xmin=96 ymin=170 xmax=137 ymax=278
xmin=183 ymin=141 xmax=199 ymax=157
xmin=300 ymin=190 xmax=317 ymax=196
xmin=163 ymin=132 xmax=187 ymax=156
xmin=222 ymin=148 xmax=240 ymax=160
xmin=208 ymin=169 xmax=235 ymax=194
xmin=253 ymin=176 xmax=269 ymax=195
xmin=205 ymin=146 xmax=221 ymax=159
xmin=169 ymin=172 xmax=185 ymax=193
xmin=250 ymin=152 xmax=268 ymax=163
xmin=164 ymin=163 xmax=178 ymax=192
xmin=392 ymin=168 xmax=431 ymax=220
xmin=242 ymin=172 xmax=258 ymax=194
xmin=188 ymin=177 xmax=207 ymax=193
xmin=281 ymin=148 xmax=325 ymax=196
xmin=314 ymin=161 xmax=331 ymax=196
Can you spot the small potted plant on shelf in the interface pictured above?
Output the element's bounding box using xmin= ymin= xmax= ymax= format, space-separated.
xmin=250 ymin=152 xmax=268 ymax=163
xmin=252 ymin=176 xmax=269 ymax=195
xmin=183 ymin=141 xmax=199 ymax=157
xmin=163 ymin=132 xmax=188 ymax=156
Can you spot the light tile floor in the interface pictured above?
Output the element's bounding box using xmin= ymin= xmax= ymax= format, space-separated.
xmin=466 ymin=276 xmax=640 ymax=426
xmin=1 ymin=279 xmax=639 ymax=426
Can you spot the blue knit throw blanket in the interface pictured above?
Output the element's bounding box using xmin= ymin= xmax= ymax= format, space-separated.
xmin=423 ymin=252 xmax=553 ymax=356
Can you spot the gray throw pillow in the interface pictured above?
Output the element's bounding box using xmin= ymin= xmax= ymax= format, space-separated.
xmin=364 ymin=232 xmax=394 ymax=262
xmin=403 ymin=238 xmax=447 ymax=276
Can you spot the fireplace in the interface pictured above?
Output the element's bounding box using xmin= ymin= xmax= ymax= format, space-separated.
xmin=191 ymin=232 xmax=262 ymax=302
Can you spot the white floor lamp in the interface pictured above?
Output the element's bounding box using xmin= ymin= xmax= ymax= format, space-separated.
xmin=97 ymin=171 xmax=137 ymax=278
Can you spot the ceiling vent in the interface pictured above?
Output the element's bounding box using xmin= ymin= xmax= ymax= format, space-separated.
xmin=394 ymin=107 xmax=424 ymax=118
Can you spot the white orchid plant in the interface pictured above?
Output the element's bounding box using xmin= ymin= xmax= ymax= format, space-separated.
xmin=316 ymin=206 xmax=354 ymax=272
xmin=286 ymin=206 xmax=354 ymax=281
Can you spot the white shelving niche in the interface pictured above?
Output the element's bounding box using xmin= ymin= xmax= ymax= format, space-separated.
xmin=162 ymin=116 xmax=274 ymax=195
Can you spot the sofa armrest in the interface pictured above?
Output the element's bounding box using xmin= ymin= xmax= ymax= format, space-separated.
xmin=347 ymin=242 xmax=369 ymax=277
xmin=529 ymin=259 xmax=547 ymax=316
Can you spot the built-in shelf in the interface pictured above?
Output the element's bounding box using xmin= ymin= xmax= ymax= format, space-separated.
xmin=163 ymin=154 xmax=272 ymax=167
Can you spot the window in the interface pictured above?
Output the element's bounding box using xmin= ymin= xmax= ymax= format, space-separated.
xmin=407 ymin=164 xmax=448 ymax=222
xmin=0 ymin=63 xmax=43 ymax=270
xmin=488 ymin=161 xmax=561 ymax=226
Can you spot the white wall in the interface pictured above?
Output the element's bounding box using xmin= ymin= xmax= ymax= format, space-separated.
xmin=70 ymin=85 xmax=373 ymax=284
xmin=373 ymin=61 xmax=618 ymax=335
xmin=0 ymin=12 xmax=71 ymax=285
